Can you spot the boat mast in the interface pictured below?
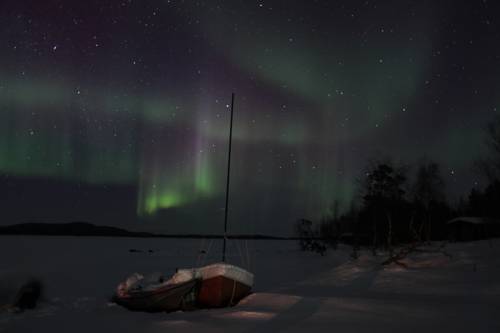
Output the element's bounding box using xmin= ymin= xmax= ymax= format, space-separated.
xmin=222 ymin=93 xmax=235 ymax=262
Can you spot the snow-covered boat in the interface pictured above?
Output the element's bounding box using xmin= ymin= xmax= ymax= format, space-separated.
xmin=113 ymin=263 xmax=253 ymax=312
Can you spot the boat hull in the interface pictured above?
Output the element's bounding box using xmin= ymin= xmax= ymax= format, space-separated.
xmin=198 ymin=275 xmax=252 ymax=307
xmin=114 ymin=263 xmax=253 ymax=311
xmin=113 ymin=279 xmax=199 ymax=313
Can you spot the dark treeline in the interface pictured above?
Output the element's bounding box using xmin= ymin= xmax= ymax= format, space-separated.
xmin=297 ymin=115 xmax=500 ymax=253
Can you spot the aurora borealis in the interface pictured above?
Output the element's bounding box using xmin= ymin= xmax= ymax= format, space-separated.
xmin=0 ymin=0 xmax=499 ymax=235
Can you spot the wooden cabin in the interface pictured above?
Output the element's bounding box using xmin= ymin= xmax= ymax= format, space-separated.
xmin=447 ymin=217 xmax=500 ymax=241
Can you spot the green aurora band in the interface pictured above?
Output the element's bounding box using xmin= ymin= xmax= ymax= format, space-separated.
xmin=0 ymin=1 xmax=492 ymax=234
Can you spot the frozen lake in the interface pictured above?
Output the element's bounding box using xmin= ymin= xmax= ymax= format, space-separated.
xmin=1 ymin=236 xmax=500 ymax=332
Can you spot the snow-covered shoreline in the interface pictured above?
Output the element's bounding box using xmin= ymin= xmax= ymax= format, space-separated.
xmin=1 ymin=236 xmax=500 ymax=332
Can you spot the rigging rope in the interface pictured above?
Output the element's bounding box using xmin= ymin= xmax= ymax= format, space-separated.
xmin=196 ymin=238 xmax=215 ymax=267
xmin=245 ymin=239 xmax=250 ymax=271
xmin=196 ymin=238 xmax=206 ymax=267
xmin=236 ymin=239 xmax=244 ymax=267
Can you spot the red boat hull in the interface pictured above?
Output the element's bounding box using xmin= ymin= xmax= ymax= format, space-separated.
xmin=198 ymin=275 xmax=252 ymax=308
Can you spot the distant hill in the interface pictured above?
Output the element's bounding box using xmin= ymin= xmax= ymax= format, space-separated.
xmin=0 ymin=222 xmax=290 ymax=239
xmin=0 ymin=222 xmax=158 ymax=238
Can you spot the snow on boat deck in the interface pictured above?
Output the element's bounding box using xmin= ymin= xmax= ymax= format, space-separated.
xmin=1 ymin=236 xmax=500 ymax=332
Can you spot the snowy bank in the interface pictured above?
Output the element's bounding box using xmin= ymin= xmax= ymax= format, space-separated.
xmin=1 ymin=236 xmax=500 ymax=332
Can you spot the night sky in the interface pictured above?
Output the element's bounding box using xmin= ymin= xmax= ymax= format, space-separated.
xmin=0 ymin=0 xmax=498 ymax=235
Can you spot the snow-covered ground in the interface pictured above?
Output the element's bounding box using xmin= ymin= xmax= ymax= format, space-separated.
xmin=1 ymin=236 xmax=500 ymax=332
